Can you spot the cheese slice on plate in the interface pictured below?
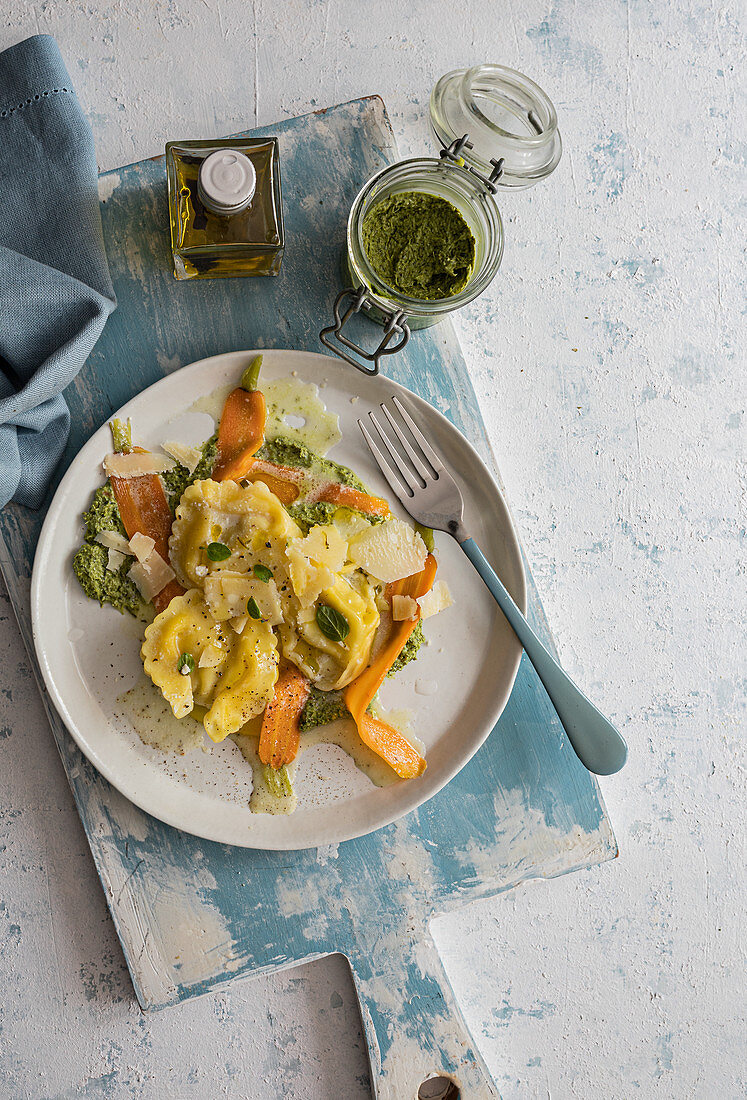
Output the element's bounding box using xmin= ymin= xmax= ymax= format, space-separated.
xmin=103 ymin=451 xmax=175 ymax=479
xmin=128 ymin=551 xmax=176 ymax=601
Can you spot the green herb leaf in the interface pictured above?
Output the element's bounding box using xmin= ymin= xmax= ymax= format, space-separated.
xmin=253 ymin=563 xmax=273 ymax=582
xmin=246 ymin=597 xmax=262 ymax=619
xmin=240 ymin=354 xmax=263 ymax=392
xmin=316 ymin=604 xmax=350 ymax=643
xmin=206 ymin=541 xmax=231 ymax=561
xmin=177 ymin=652 xmax=195 ymax=674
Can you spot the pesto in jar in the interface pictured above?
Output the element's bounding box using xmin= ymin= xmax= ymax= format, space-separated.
xmin=361 ymin=191 xmax=476 ymax=300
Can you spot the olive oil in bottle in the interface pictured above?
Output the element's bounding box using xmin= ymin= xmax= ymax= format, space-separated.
xmin=165 ymin=137 xmax=284 ymax=280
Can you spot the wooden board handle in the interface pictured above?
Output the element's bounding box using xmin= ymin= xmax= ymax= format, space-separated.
xmin=346 ymin=931 xmax=499 ymax=1099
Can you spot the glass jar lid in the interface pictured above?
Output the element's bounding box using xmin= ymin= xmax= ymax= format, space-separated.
xmin=430 ymin=64 xmax=562 ymax=190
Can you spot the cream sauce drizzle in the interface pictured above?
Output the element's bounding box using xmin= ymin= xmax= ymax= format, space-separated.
xmin=187 ymin=375 xmax=341 ymax=456
xmin=115 ymin=676 xmax=206 ymax=754
xmin=115 ymin=678 xmax=400 ymax=816
xmin=262 ymin=377 xmax=341 ymax=455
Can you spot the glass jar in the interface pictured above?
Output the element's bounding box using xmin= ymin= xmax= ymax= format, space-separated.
xmin=344 ymin=157 xmax=503 ymax=331
xmin=321 ymin=64 xmax=561 ymax=374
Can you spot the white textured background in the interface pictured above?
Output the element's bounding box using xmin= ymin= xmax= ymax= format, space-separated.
xmin=1 ymin=2 xmax=744 ymax=1097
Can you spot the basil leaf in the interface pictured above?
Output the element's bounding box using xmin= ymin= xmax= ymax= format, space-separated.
xmin=177 ymin=652 xmax=195 ymax=674
xmin=316 ymin=604 xmax=350 ymax=642
xmin=246 ymin=597 xmax=262 ymax=619
xmin=206 ymin=541 xmax=231 ymax=561
xmin=253 ymin=564 xmax=273 ymax=582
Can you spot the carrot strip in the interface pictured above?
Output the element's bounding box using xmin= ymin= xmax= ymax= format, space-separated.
xmin=212 ymin=357 xmax=267 ymax=483
xmin=357 ymin=714 xmax=426 ymax=780
xmin=212 ymin=387 xmax=267 ymax=482
xmin=258 ymin=661 xmax=311 ymax=768
xmin=242 ymin=458 xmax=303 ymax=504
xmin=345 ymin=554 xmax=437 ymax=719
xmin=110 ymin=447 xmax=185 ymax=614
xmin=310 ymin=482 xmax=390 ymax=518
xmin=343 ymin=553 xmax=437 ymax=779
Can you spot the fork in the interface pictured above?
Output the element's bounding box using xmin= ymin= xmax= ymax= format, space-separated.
xmin=359 ymin=395 xmax=628 ymax=776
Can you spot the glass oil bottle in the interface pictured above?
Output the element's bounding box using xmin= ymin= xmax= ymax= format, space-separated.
xmin=165 ymin=137 xmax=284 ymax=280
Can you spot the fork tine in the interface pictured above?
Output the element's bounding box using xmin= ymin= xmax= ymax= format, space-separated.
xmin=380 ymin=402 xmax=431 ymax=484
xmin=358 ymin=419 xmax=414 ymax=503
xmin=391 ymin=395 xmax=444 ymax=474
xmin=367 ymin=411 xmax=420 ymax=494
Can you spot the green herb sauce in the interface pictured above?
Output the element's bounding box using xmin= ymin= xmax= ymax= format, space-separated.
xmin=72 ymin=539 xmax=143 ymax=617
xmin=258 ymin=436 xmax=385 ymax=533
xmin=161 ymin=433 xmax=217 ymax=509
xmin=258 ymin=437 xmax=367 ymax=491
xmin=361 ymin=191 xmax=476 ymax=301
xmin=73 ymin=436 xmax=216 ymax=617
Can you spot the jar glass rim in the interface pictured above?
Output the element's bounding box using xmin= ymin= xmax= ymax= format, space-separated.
xmin=460 ymin=63 xmax=559 ymax=147
xmin=347 ymin=156 xmax=503 ymax=317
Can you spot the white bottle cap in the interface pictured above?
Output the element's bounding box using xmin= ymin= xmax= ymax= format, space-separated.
xmin=197 ymin=149 xmax=256 ymax=215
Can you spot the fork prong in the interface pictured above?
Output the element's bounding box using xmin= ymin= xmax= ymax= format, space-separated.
xmin=380 ymin=402 xmax=431 ymax=485
xmin=358 ymin=419 xmax=414 ymax=503
xmin=391 ymin=395 xmax=444 ymax=474
xmin=367 ymin=411 xmax=420 ymax=494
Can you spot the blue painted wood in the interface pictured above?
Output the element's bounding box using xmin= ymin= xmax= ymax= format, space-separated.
xmin=0 ymin=97 xmax=616 ymax=1099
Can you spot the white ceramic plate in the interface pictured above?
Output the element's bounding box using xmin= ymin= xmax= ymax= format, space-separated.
xmin=32 ymin=350 xmax=525 ymax=850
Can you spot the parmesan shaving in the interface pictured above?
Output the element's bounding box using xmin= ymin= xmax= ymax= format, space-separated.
xmin=417 ymin=580 xmax=453 ymax=620
xmin=162 ymin=440 xmax=202 ymax=474
xmin=95 ymin=530 xmax=132 ymax=555
xmin=348 ymin=519 xmax=426 ymax=583
xmin=198 ymin=644 xmax=225 ymax=669
xmin=392 ymin=594 xmax=418 ymax=621
xmin=286 ymin=525 xmax=348 ymax=607
xmin=103 ymin=451 xmax=176 ymax=479
xmin=128 ymin=531 xmax=156 ymax=563
xmin=106 ymin=548 xmax=126 ymax=572
xmin=128 ymin=551 xmax=176 ymax=602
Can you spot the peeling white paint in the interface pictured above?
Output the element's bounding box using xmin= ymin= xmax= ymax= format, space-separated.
xmin=97 ymin=170 xmax=120 ymax=202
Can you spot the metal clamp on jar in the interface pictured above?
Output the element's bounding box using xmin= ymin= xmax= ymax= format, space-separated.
xmin=320 ymin=64 xmax=562 ymax=374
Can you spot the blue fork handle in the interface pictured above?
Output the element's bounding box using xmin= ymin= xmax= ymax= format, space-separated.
xmin=460 ymin=537 xmax=628 ymax=775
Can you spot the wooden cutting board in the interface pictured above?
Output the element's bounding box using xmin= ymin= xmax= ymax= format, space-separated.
xmin=0 ymin=96 xmax=616 ymax=1099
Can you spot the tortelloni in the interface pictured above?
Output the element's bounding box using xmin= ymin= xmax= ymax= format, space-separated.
xmin=279 ymin=574 xmax=380 ymax=691
xmin=141 ymin=588 xmax=279 ymax=742
xmin=169 ymin=478 xmax=300 ymax=589
xmin=143 ymin=477 xmax=383 ymax=740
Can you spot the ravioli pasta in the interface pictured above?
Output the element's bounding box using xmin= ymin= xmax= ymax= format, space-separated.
xmin=143 ymin=477 xmax=385 ymax=739
xmin=141 ymin=588 xmax=279 ymax=742
xmin=169 ymin=478 xmax=300 ymax=590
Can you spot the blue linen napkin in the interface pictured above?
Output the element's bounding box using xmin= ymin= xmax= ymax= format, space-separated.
xmin=0 ymin=35 xmax=115 ymax=509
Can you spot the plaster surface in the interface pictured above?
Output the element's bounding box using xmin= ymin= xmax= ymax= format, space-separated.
xmin=1 ymin=1 xmax=744 ymax=1097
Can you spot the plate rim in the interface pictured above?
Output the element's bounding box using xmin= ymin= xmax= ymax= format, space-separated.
xmin=31 ymin=348 xmax=527 ymax=850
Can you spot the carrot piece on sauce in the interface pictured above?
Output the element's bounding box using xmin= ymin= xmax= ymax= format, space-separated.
xmin=309 ymin=482 xmax=390 ymax=518
xmin=108 ymin=423 xmax=184 ymax=614
xmin=343 ymin=553 xmax=438 ymax=779
xmin=242 ymin=458 xmax=303 ymax=504
xmin=259 ymin=661 xmax=311 ymax=768
xmin=212 ymin=356 xmax=267 ymax=483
